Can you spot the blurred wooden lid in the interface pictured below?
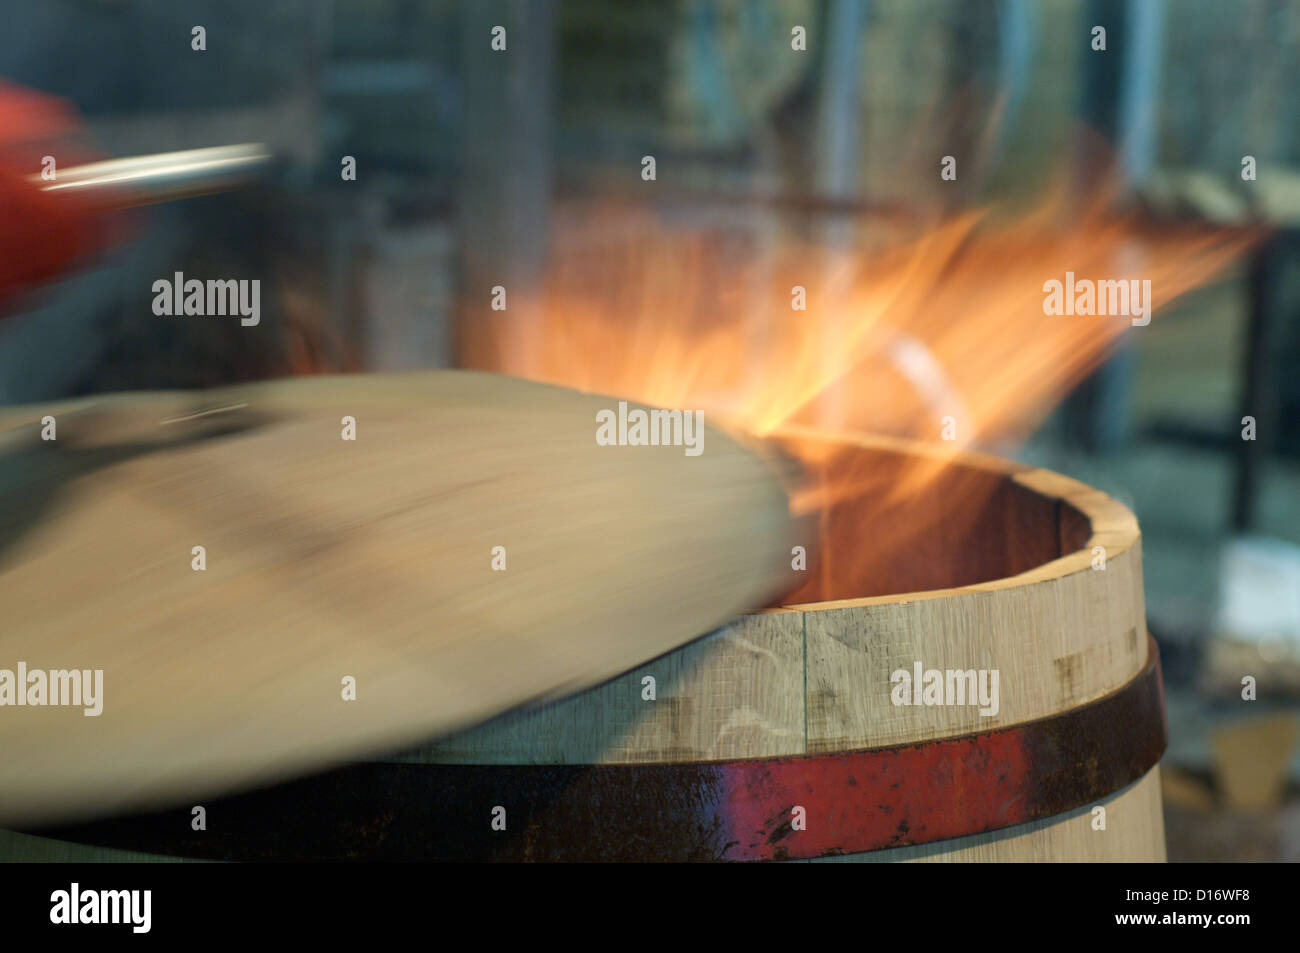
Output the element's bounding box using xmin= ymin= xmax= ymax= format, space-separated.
xmin=0 ymin=370 xmax=796 ymax=824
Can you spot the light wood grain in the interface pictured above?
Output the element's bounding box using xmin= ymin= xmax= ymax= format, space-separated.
xmin=405 ymin=431 xmax=1148 ymax=762
xmin=398 ymin=610 xmax=806 ymax=764
xmin=396 ymin=432 xmax=1164 ymax=862
xmin=0 ymin=370 xmax=797 ymax=825
xmin=0 ymin=414 xmax=1166 ymax=861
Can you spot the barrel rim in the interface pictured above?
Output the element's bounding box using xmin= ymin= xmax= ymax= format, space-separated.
xmin=765 ymin=426 xmax=1140 ymax=614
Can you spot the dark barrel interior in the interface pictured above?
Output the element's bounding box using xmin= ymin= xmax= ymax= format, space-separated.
xmin=777 ymin=441 xmax=1093 ymax=605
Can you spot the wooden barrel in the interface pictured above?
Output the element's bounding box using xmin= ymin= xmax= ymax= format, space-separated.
xmin=5 ymin=431 xmax=1166 ymax=861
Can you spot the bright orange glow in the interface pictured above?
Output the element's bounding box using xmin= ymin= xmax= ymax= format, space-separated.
xmin=463 ymin=195 xmax=1257 ymax=601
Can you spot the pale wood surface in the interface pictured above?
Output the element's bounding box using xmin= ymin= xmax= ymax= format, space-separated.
xmin=0 ymin=371 xmax=796 ymax=826
xmin=802 ymin=543 xmax=1145 ymax=752
xmin=400 ymin=610 xmax=807 ymax=765
xmin=393 ymin=434 xmax=1166 ymax=862
xmin=402 ymin=433 xmax=1147 ymax=763
xmin=0 ymin=413 xmax=1164 ymax=862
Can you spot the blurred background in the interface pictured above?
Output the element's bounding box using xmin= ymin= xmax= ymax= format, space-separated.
xmin=2 ymin=0 xmax=1298 ymax=861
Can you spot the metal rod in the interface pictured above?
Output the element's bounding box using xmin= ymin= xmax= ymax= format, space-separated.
xmin=27 ymin=143 xmax=272 ymax=207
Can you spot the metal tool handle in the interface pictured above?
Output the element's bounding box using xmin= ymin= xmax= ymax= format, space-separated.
xmin=27 ymin=143 xmax=272 ymax=207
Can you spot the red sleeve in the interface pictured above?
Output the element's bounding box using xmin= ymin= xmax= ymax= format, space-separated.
xmin=0 ymin=81 xmax=125 ymax=313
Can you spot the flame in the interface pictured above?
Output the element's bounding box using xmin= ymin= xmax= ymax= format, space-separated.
xmin=463 ymin=193 xmax=1257 ymax=601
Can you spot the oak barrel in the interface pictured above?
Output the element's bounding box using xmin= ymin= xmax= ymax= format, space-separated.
xmin=3 ymin=429 xmax=1166 ymax=861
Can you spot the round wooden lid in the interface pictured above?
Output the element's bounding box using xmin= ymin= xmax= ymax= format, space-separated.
xmin=0 ymin=371 xmax=796 ymax=824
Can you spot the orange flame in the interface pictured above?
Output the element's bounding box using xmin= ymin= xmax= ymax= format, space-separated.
xmin=463 ymin=194 xmax=1257 ymax=601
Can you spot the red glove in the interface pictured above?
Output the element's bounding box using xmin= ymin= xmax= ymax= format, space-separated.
xmin=0 ymin=81 xmax=125 ymax=313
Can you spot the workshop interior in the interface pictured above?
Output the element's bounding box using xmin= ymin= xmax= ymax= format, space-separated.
xmin=0 ymin=0 xmax=1298 ymax=865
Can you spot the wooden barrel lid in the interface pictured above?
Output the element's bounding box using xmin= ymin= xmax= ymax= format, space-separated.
xmin=0 ymin=370 xmax=797 ymax=824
